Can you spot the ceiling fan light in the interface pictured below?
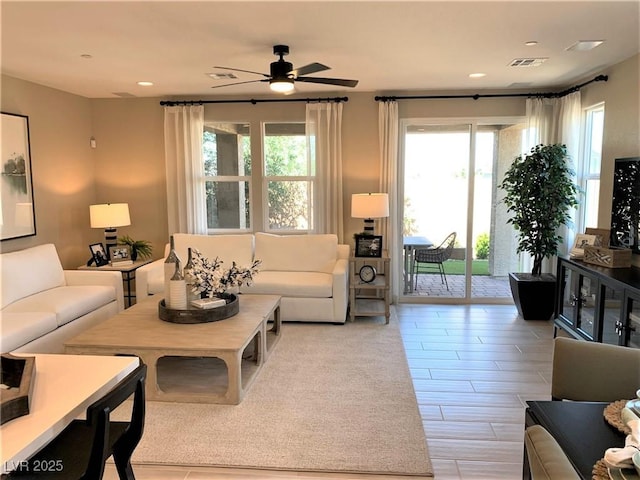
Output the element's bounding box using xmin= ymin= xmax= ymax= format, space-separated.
xmin=270 ymin=79 xmax=295 ymax=93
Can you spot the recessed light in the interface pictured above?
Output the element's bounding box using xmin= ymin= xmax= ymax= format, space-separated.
xmin=525 ymin=41 xmax=538 ymax=47
xmin=566 ymin=40 xmax=605 ymax=51
xmin=137 ymin=81 xmax=154 ymax=87
xmin=469 ymin=73 xmax=486 ymax=78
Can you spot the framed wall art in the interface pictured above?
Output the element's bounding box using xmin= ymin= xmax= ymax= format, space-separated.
xmin=355 ymin=234 xmax=383 ymax=258
xmin=1 ymin=112 xmax=36 ymax=241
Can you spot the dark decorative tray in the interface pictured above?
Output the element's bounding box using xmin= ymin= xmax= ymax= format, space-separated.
xmin=1 ymin=354 xmax=36 ymax=425
xmin=158 ymin=294 xmax=239 ymax=324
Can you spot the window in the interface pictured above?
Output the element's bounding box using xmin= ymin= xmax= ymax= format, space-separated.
xmin=263 ymin=123 xmax=313 ymax=232
xmin=578 ymin=104 xmax=604 ymax=231
xmin=202 ymin=123 xmax=251 ymax=231
xmin=202 ymin=121 xmax=314 ymax=233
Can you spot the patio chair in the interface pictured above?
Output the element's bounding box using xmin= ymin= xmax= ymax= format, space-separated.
xmin=413 ymin=232 xmax=456 ymax=291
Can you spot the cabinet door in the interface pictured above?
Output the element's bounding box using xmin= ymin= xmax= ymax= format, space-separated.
xmin=576 ymin=274 xmax=596 ymax=340
xmin=557 ymin=263 xmax=597 ymax=340
xmin=557 ymin=264 xmax=578 ymax=329
xmin=624 ymin=291 xmax=640 ymax=348
xmin=600 ymin=282 xmax=625 ymax=345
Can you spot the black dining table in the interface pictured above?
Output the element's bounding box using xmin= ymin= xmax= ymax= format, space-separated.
xmin=524 ymin=400 xmax=627 ymax=480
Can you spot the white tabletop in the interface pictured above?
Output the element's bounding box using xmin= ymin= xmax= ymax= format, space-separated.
xmin=1 ymin=354 xmax=139 ymax=473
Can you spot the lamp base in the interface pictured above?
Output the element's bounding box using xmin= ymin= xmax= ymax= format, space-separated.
xmin=104 ymin=228 xmax=117 ymax=259
xmin=362 ymin=218 xmax=375 ymax=235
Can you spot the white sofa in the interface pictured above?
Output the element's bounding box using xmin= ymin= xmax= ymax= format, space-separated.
xmin=136 ymin=233 xmax=350 ymax=324
xmin=0 ymin=244 xmax=124 ymax=353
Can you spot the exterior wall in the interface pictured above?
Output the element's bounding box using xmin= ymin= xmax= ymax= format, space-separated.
xmin=2 ymin=53 xmax=638 ymax=267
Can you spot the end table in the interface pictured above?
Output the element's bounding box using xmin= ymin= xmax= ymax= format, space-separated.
xmin=78 ymin=258 xmax=153 ymax=308
xmin=349 ymin=254 xmax=391 ymax=323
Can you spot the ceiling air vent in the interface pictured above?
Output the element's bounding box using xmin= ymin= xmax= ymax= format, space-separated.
xmin=508 ymin=58 xmax=548 ymax=67
xmin=207 ymin=73 xmax=238 ymax=80
xmin=112 ymin=92 xmax=136 ymax=98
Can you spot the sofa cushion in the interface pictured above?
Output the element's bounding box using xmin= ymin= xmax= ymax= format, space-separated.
xmin=147 ymin=271 xmax=165 ymax=295
xmin=1 ymin=244 xmax=65 ymax=309
xmin=0 ymin=312 xmax=58 ymax=353
xmin=2 ymin=285 xmax=116 ymax=327
xmin=243 ymin=271 xmax=333 ymax=297
xmin=254 ymin=233 xmax=338 ymax=273
xmin=173 ymin=233 xmax=254 ymax=269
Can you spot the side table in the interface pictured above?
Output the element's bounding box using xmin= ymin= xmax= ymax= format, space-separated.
xmin=78 ymin=259 xmax=153 ymax=308
xmin=349 ymin=255 xmax=391 ymax=323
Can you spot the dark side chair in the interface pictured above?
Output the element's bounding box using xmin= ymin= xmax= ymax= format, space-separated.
xmin=413 ymin=231 xmax=457 ymax=291
xmin=8 ymin=362 xmax=147 ymax=480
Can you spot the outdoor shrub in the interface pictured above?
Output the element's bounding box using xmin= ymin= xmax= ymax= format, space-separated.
xmin=475 ymin=233 xmax=490 ymax=259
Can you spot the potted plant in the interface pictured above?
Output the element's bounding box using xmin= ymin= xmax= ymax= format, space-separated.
xmin=118 ymin=235 xmax=153 ymax=261
xmin=499 ymin=144 xmax=579 ymax=320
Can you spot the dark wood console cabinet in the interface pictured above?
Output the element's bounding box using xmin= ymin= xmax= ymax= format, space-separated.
xmin=555 ymin=257 xmax=640 ymax=347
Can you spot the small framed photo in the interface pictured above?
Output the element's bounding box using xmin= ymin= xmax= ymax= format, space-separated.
xmin=89 ymin=243 xmax=109 ymax=266
xmin=570 ymin=233 xmax=597 ymax=259
xmin=109 ymin=245 xmax=132 ymax=265
xmin=355 ymin=235 xmax=383 ymax=258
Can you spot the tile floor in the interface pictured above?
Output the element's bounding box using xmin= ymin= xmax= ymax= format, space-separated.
xmin=104 ymin=304 xmax=554 ymax=480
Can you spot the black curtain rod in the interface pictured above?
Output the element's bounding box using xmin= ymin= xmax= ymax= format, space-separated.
xmin=374 ymin=75 xmax=608 ymax=102
xmin=160 ymin=96 xmax=349 ymax=106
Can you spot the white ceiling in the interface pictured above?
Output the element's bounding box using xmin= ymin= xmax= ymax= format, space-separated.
xmin=2 ymin=1 xmax=639 ymax=99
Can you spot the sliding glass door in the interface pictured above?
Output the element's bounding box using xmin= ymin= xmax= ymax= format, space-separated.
xmin=400 ymin=118 xmax=525 ymax=302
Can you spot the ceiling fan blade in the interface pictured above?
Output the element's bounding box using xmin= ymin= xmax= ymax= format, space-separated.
xmin=296 ymin=76 xmax=359 ymax=88
xmin=210 ymin=79 xmax=268 ymax=89
xmin=213 ymin=66 xmax=270 ymax=77
xmin=289 ymin=62 xmax=330 ymax=78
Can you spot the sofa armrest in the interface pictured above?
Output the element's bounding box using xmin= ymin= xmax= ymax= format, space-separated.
xmin=332 ymin=257 xmax=349 ymax=322
xmin=64 ymin=270 xmax=125 ymax=312
xmin=135 ymin=258 xmax=164 ymax=300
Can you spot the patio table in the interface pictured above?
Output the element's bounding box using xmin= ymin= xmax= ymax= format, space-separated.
xmin=403 ymin=236 xmax=433 ymax=293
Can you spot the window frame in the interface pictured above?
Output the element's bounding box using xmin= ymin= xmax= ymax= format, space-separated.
xmin=261 ymin=121 xmax=314 ymax=234
xmin=202 ymin=123 xmax=253 ymax=234
xmin=576 ymin=103 xmax=605 ymax=233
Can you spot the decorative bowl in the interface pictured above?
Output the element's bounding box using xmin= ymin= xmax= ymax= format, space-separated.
xmin=158 ymin=294 xmax=239 ymax=324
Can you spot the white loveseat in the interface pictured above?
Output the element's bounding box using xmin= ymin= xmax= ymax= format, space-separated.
xmin=136 ymin=232 xmax=350 ymax=324
xmin=0 ymin=243 xmax=124 ymax=353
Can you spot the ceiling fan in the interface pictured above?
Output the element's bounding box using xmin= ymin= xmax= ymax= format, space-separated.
xmin=211 ymin=45 xmax=359 ymax=93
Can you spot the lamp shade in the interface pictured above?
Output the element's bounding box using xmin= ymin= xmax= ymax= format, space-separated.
xmin=351 ymin=193 xmax=389 ymax=219
xmin=89 ymin=203 xmax=131 ymax=228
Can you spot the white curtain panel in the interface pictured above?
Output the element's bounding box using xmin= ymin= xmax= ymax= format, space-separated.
xmin=378 ymin=101 xmax=400 ymax=299
xmin=306 ymin=102 xmax=344 ymax=241
xmin=164 ymin=105 xmax=207 ymax=235
xmin=524 ymin=92 xmax=582 ymax=272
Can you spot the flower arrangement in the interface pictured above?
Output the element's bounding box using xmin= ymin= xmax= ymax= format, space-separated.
xmin=189 ymin=248 xmax=261 ymax=298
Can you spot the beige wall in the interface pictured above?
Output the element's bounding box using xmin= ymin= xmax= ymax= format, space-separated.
xmin=0 ymin=76 xmax=96 ymax=267
xmin=2 ymin=53 xmax=638 ymax=268
xmin=579 ymin=53 xmax=640 ymax=230
xmin=90 ymin=99 xmax=166 ymax=260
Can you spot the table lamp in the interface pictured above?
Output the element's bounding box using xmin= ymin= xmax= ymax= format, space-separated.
xmin=90 ymin=203 xmax=131 ymax=258
xmin=351 ymin=193 xmax=389 ymax=235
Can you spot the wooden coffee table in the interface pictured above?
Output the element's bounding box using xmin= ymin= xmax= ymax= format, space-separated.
xmin=65 ymin=294 xmax=281 ymax=405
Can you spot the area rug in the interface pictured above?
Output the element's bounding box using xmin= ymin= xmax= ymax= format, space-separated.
xmin=124 ymin=311 xmax=433 ymax=476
